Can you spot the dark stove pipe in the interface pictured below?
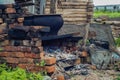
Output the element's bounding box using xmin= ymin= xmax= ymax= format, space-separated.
xmin=23 ymin=14 xmax=64 ymax=35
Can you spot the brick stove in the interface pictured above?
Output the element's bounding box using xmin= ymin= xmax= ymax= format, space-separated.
xmin=0 ymin=0 xmax=63 ymax=73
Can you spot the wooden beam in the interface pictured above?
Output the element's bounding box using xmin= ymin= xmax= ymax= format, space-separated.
xmin=50 ymin=0 xmax=57 ymax=14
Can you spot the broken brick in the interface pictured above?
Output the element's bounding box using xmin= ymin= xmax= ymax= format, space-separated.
xmin=18 ymin=58 xmax=33 ymax=63
xmin=4 ymin=57 xmax=19 ymax=64
xmin=44 ymin=57 xmax=56 ymax=65
xmin=35 ymin=40 xmax=42 ymax=47
xmin=24 ymin=53 xmax=40 ymax=59
xmin=45 ymin=65 xmax=55 ymax=73
xmin=5 ymin=8 xmax=16 ymax=13
xmin=81 ymin=51 xmax=88 ymax=57
xmin=90 ymin=65 xmax=97 ymax=70
xmin=18 ymin=64 xmax=35 ymax=69
xmin=17 ymin=18 xmax=24 ymax=23
xmin=14 ymin=52 xmax=25 ymax=58
xmin=40 ymin=52 xmax=45 ymax=59
xmin=0 ymin=52 xmax=9 ymax=57
xmin=38 ymin=47 xmax=44 ymax=52
xmin=57 ymin=75 xmax=65 ymax=80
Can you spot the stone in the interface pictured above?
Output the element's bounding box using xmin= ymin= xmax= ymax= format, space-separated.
xmin=89 ymin=45 xmax=112 ymax=69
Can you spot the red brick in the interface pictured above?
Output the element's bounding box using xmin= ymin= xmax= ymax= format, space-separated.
xmin=81 ymin=51 xmax=88 ymax=57
xmin=7 ymin=52 xmax=17 ymax=57
xmin=35 ymin=40 xmax=42 ymax=47
xmin=17 ymin=18 xmax=24 ymax=23
xmin=0 ymin=52 xmax=25 ymax=58
xmin=18 ymin=58 xmax=33 ymax=63
xmin=0 ymin=52 xmax=9 ymax=57
xmin=16 ymin=46 xmax=21 ymax=52
xmin=90 ymin=65 xmax=97 ymax=70
xmin=44 ymin=57 xmax=56 ymax=65
xmin=57 ymin=75 xmax=65 ymax=80
xmin=1 ymin=40 xmax=10 ymax=46
xmin=15 ymin=52 xmax=25 ymax=58
xmin=18 ymin=64 xmax=35 ymax=69
xmin=4 ymin=57 xmax=19 ymax=64
xmin=23 ymin=40 xmax=30 ymax=46
xmin=40 ymin=52 xmax=45 ymax=59
xmin=38 ymin=47 xmax=43 ymax=52
xmin=74 ymin=58 xmax=81 ymax=65
xmin=45 ymin=65 xmax=55 ymax=73
xmin=4 ymin=46 xmax=12 ymax=52
xmin=5 ymin=8 xmax=16 ymax=13
xmin=0 ymin=18 xmax=3 ymax=24
xmin=24 ymin=53 xmax=40 ymax=59
xmin=30 ymin=66 xmax=44 ymax=72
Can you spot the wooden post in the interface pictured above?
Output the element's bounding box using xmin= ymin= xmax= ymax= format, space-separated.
xmin=40 ymin=0 xmax=46 ymax=14
xmin=50 ymin=0 xmax=57 ymax=14
xmin=83 ymin=23 xmax=90 ymax=48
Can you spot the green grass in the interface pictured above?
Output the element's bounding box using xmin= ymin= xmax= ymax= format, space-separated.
xmin=94 ymin=10 xmax=120 ymax=18
xmin=115 ymin=37 xmax=120 ymax=47
xmin=0 ymin=63 xmax=44 ymax=80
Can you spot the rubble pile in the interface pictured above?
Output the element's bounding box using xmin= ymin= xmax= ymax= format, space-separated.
xmin=44 ymin=46 xmax=79 ymax=61
xmin=44 ymin=42 xmax=120 ymax=80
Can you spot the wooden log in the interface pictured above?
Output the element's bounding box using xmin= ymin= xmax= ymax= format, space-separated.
xmin=65 ymin=20 xmax=87 ymax=24
xmin=58 ymin=6 xmax=87 ymax=9
xmin=47 ymin=2 xmax=87 ymax=6
xmin=64 ymin=18 xmax=87 ymax=21
xmin=63 ymin=14 xmax=86 ymax=18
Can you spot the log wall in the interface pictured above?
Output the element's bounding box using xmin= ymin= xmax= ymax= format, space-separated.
xmin=45 ymin=0 xmax=94 ymax=25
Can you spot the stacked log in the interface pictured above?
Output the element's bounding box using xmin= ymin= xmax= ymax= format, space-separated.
xmin=111 ymin=25 xmax=120 ymax=38
xmin=45 ymin=0 xmax=94 ymax=25
xmin=94 ymin=19 xmax=120 ymax=38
